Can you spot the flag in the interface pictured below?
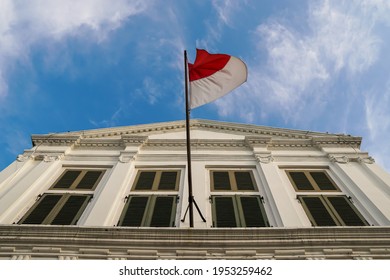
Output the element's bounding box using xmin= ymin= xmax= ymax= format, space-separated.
xmin=188 ymin=49 xmax=247 ymax=109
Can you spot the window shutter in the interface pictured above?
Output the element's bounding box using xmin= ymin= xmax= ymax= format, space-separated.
xmin=289 ymin=172 xmax=314 ymax=191
xmin=327 ymin=196 xmax=367 ymax=226
xmin=235 ymin=172 xmax=255 ymax=190
xmin=310 ymin=172 xmax=337 ymax=191
xmin=120 ymin=196 xmax=148 ymax=226
xmin=20 ymin=194 xmax=62 ymax=224
xmin=300 ymin=196 xmax=337 ymax=226
xmin=158 ymin=172 xmax=177 ymax=190
xmin=213 ymin=172 xmax=231 ymax=190
xmin=51 ymin=195 xmax=90 ymax=225
xmin=240 ymin=196 xmax=267 ymax=227
xmin=135 ymin=172 xmax=156 ymax=190
xmin=53 ymin=171 xmax=81 ymax=189
xmin=150 ymin=196 xmax=176 ymax=227
xmin=76 ymin=171 xmax=103 ymax=190
xmin=213 ymin=196 xmax=237 ymax=227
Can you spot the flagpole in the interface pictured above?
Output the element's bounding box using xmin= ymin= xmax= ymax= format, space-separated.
xmin=184 ymin=50 xmax=194 ymax=228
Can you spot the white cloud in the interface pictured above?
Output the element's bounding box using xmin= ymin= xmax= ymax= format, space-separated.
xmin=364 ymin=82 xmax=390 ymax=171
xmin=0 ymin=0 xmax=151 ymax=98
xmin=215 ymin=0 xmax=389 ymax=122
xmin=213 ymin=0 xmax=390 ymax=172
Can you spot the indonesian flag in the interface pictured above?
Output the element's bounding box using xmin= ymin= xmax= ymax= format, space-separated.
xmin=188 ymin=49 xmax=247 ymax=109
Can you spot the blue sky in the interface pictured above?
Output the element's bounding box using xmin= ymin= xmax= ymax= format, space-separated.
xmin=1 ymin=0 xmax=390 ymax=172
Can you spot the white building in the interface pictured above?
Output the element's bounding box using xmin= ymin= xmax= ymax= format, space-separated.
xmin=0 ymin=119 xmax=389 ymax=259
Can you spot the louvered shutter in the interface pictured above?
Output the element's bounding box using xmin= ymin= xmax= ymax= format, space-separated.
xmin=76 ymin=171 xmax=103 ymax=190
xmin=51 ymin=195 xmax=90 ymax=225
xmin=150 ymin=196 xmax=176 ymax=227
xmin=135 ymin=172 xmax=156 ymax=190
xmin=120 ymin=196 xmax=148 ymax=226
xmin=158 ymin=172 xmax=177 ymax=190
xmin=213 ymin=196 xmax=237 ymax=227
xmin=213 ymin=172 xmax=231 ymax=190
xmin=327 ymin=196 xmax=367 ymax=226
xmin=20 ymin=194 xmax=62 ymax=224
xmin=289 ymin=172 xmax=314 ymax=190
xmin=240 ymin=196 xmax=267 ymax=227
xmin=310 ymin=172 xmax=337 ymax=191
xmin=300 ymin=196 xmax=337 ymax=226
xmin=235 ymin=172 xmax=255 ymax=190
xmin=53 ymin=171 xmax=81 ymax=189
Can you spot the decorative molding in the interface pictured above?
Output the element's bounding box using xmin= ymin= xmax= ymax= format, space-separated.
xmin=313 ymin=136 xmax=362 ymax=148
xmin=143 ymin=139 xmax=249 ymax=150
xmin=329 ymin=155 xmax=350 ymax=164
xmin=358 ymin=156 xmax=375 ymax=164
xmin=119 ymin=152 xmax=137 ymax=163
xmin=0 ymin=226 xmax=389 ymax=260
xmin=31 ymin=135 xmax=80 ymax=146
xmin=28 ymin=154 xmax=64 ymax=162
xmin=121 ymin=135 xmax=148 ymax=146
xmin=16 ymin=155 xmax=29 ymax=162
xmin=256 ymin=154 xmax=274 ymax=164
xmin=329 ymin=155 xmax=375 ymax=164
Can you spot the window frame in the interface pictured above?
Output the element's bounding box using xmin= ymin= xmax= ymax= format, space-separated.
xmin=286 ymin=170 xmax=340 ymax=192
xmin=132 ymin=170 xmax=181 ymax=191
xmin=211 ymin=195 xmax=269 ymax=228
xmin=209 ymin=168 xmax=269 ymax=228
xmin=298 ymin=195 xmax=369 ymax=226
xmin=50 ymin=169 xmax=105 ymax=191
xmin=117 ymin=195 xmax=178 ymax=227
xmin=210 ymin=170 xmax=258 ymax=192
xmin=18 ymin=193 xmax=92 ymax=225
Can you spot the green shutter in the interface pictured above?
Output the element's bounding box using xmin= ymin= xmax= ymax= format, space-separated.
xmin=235 ymin=172 xmax=255 ymax=190
xmin=135 ymin=172 xmax=156 ymax=190
xmin=53 ymin=171 xmax=81 ymax=189
xmin=213 ymin=196 xmax=237 ymax=227
xmin=120 ymin=196 xmax=148 ymax=226
xmin=213 ymin=172 xmax=231 ymax=190
xmin=240 ymin=196 xmax=267 ymax=227
xmin=150 ymin=196 xmax=176 ymax=227
xmin=51 ymin=195 xmax=90 ymax=225
xmin=158 ymin=172 xmax=177 ymax=190
xmin=76 ymin=171 xmax=103 ymax=190
xmin=20 ymin=194 xmax=62 ymax=224
xmin=300 ymin=196 xmax=337 ymax=226
xmin=310 ymin=172 xmax=337 ymax=191
xmin=327 ymin=196 xmax=367 ymax=226
xmin=289 ymin=172 xmax=314 ymax=190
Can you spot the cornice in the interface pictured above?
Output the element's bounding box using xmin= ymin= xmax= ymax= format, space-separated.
xmin=0 ymin=225 xmax=389 ymax=260
xmin=31 ymin=135 xmax=80 ymax=146
xmin=29 ymin=120 xmax=362 ymax=150
xmin=143 ymin=139 xmax=249 ymax=150
xmin=312 ymin=136 xmax=362 ymax=148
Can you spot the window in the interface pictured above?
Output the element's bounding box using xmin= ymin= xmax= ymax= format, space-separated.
xmin=19 ymin=194 xmax=92 ymax=225
xmin=19 ymin=168 xmax=104 ymax=225
xmin=212 ymin=195 xmax=268 ymax=227
xmin=286 ymin=169 xmax=368 ymax=226
xmin=133 ymin=170 xmax=180 ymax=191
xmin=118 ymin=195 xmax=177 ymax=227
xmin=211 ymin=170 xmax=257 ymax=191
xmin=210 ymin=170 xmax=269 ymax=228
xmin=298 ymin=195 xmax=368 ymax=226
xmin=51 ymin=170 xmax=104 ymax=190
xmin=286 ymin=170 xmax=339 ymax=191
xmin=118 ymin=170 xmax=181 ymax=227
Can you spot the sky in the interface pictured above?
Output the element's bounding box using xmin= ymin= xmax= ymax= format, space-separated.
xmin=1 ymin=0 xmax=390 ymax=172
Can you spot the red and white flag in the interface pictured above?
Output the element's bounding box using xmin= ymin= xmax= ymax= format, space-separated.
xmin=188 ymin=49 xmax=247 ymax=109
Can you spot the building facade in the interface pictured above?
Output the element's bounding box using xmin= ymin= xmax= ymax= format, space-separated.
xmin=0 ymin=119 xmax=389 ymax=259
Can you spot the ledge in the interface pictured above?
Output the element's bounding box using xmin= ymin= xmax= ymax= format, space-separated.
xmin=0 ymin=225 xmax=389 ymax=259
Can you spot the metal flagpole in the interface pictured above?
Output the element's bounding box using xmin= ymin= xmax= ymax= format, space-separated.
xmin=184 ymin=50 xmax=194 ymax=227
